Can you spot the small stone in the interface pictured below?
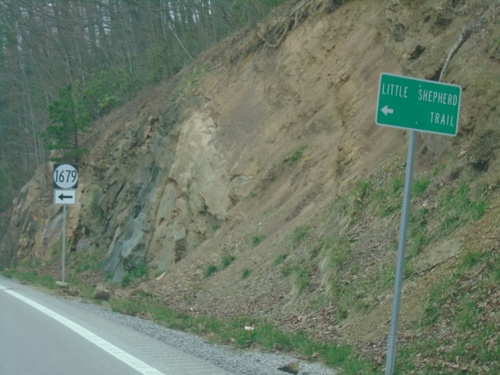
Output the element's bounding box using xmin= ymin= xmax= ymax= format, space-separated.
xmin=93 ymin=284 xmax=111 ymax=301
xmin=278 ymin=361 xmax=300 ymax=374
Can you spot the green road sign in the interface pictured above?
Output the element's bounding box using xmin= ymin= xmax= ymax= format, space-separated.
xmin=376 ymin=73 xmax=461 ymax=136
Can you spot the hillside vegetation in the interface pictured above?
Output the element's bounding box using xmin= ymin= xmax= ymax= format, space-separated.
xmin=1 ymin=0 xmax=499 ymax=373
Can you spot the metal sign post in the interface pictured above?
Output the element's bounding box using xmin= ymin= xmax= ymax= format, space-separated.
xmin=62 ymin=205 xmax=66 ymax=283
xmin=375 ymin=73 xmax=461 ymax=374
xmin=384 ymin=130 xmax=416 ymax=375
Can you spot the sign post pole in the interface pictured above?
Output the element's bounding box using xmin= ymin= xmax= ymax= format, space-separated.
xmin=384 ymin=130 xmax=417 ymax=375
xmin=61 ymin=204 xmax=66 ymax=283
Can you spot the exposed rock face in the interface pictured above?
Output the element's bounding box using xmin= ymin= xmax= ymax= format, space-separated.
xmin=101 ymin=109 xmax=232 ymax=282
xmin=0 ymin=163 xmax=58 ymax=266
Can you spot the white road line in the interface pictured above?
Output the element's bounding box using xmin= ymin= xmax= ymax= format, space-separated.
xmin=1 ymin=286 xmax=166 ymax=375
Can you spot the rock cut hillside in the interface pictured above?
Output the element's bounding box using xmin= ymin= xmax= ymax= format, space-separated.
xmin=2 ymin=0 xmax=499 ymax=371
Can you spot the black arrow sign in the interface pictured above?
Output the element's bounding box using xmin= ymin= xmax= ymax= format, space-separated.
xmin=58 ymin=193 xmax=73 ymax=200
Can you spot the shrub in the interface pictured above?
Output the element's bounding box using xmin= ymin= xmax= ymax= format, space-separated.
xmin=220 ymin=255 xmax=235 ymax=270
xmin=204 ymin=265 xmax=218 ymax=278
xmin=250 ymin=234 xmax=265 ymax=247
xmin=241 ymin=268 xmax=251 ymax=279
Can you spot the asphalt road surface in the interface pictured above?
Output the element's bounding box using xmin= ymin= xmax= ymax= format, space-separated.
xmin=0 ymin=277 xmax=233 ymax=375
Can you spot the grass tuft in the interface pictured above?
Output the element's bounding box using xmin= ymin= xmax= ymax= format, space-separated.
xmin=250 ymin=233 xmax=265 ymax=247
xmin=204 ymin=264 xmax=218 ymax=278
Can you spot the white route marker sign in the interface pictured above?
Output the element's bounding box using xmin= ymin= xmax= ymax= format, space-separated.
xmin=53 ymin=163 xmax=79 ymax=189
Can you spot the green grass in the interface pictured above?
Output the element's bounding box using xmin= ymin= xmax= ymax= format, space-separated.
xmin=250 ymin=233 xmax=265 ymax=247
xmin=272 ymin=253 xmax=288 ymax=267
xmin=437 ymin=183 xmax=487 ymax=236
xmin=173 ymin=65 xmax=206 ymax=98
xmin=291 ymin=225 xmax=309 ymax=246
xmin=1 ymin=268 xmax=57 ymax=289
xmin=203 ymin=254 xmax=237 ymax=279
xmin=281 ymin=262 xmax=310 ymax=293
xmin=287 ymin=146 xmax=307 ymax=164
xmin=323 ymin=235 xmax=351 ymax=268
xmin=413 ymin=176 xmax=430 ymax=197
xmin=220 ymin=254 xmax=235 ymax=270
xmin=209 ymin=221 xmax=220 ymax=233
xmin=293 ymin=265 xmax=310 ymax=293
xmin=121 ymin=262 xmax=148 ymax=287
xmin=346 ymin=169 xmax=406 ymax=219
xmin=71 ymin=249 xmax=105 ymax=274
xmin=241 ymin=268 xmax=251 ymax=279
xmin=204 ymin=264 xmax=218 ymax=278
xmin=353 ymin=180 xmax=373 ymax=214
xmin=400 ymin=249 xmax=500 ymax=374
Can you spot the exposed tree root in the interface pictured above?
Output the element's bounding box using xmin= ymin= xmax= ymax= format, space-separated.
xmin=228 ymin=0 xmax=346 ymax=65
xmin=439 ymin=8 xmax=492 ymax=81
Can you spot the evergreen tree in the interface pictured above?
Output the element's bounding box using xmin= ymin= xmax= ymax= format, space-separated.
xmin=41 ymin=85 xmax=90 ymax=163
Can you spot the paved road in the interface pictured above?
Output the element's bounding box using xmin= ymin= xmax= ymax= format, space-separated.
xmin=0 ymin=277 xmax=233 ymax=375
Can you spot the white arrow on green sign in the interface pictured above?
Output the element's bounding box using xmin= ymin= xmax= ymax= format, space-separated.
xmin=376 ymin=73 xmax=462 ymax=136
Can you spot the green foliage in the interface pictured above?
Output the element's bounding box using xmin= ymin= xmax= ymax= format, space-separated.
xmin=174 ymin=65 xmax=206 ymax=98
xmin=203 ymin=254 xmax=236 ymax=278
xmin=407 ymin=207 xmax=430 ymax=259
xmin=209 ymin=220 xmax=220 ymax=233
xmin=121 ymin=262 xmax=148 ymax=287
xmin=458 ymin=251 xmax=488 ymax=271
xmin=41 ymin=85 xmax=91 ymax=163
xmin=323 ymin=235 xmax=351 ymax=269
xmin=321 ymin=235 xmax=364 ymax=319
xmin=220 ymin=0 xmax=289 ymax=29
xmin=142 ymin=43 xmax=169 ymax=83
xmin=437 ymin=183 xmax=488 ymax=236
xmin=353 ymin=179 xmax=372 ymax=213
xmin=340 ymin=171 xmax=405 ymax=220
xmin=272 ymin=254 xmax=288 ymax=268
xmin=293 ymin=265 xmax=310 ymax=293
xmin=250 ymin=233 xmax=265 ymax=247
xmin=0 ymin=163 xmax=12 ymax=212
xmin=204 ymin=264 xmax=218 ymax=278
xmin=402 ymin=249 xmax=499 ymax=374
xmin=1 ymin=268 xmax=56 ymax=289
xmin=281 ymin=263 xmax=294 ymax=277
xmin=280 ymin=260 xmax=310 ymax=293
xmin=40 ymin=68 xmax=136 ymax=163
xmin=220 ymin=254 xmax=235 ymax=270
xmin=489 ymin=37 xmax=500 ymax=58
xmin=241 ymin=268 xmax=251 ymax=279
xmin=71 ymin=250 xmax=104 ymax=274
xmin=291 ymin=225 xmax=309 ymax=246
xmin=413 ymin=176 xmax=430 ymax=197
xmin=81 ymin=67 xmax=135 ymax=118
xmin=286 ymin=146 xmax=307 ymax=164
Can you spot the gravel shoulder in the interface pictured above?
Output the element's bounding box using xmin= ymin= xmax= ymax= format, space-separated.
xmin=1 ymin=276 xmax=336 ymax=375
xmin=70 ymin=299 xmax=337 ymax=375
